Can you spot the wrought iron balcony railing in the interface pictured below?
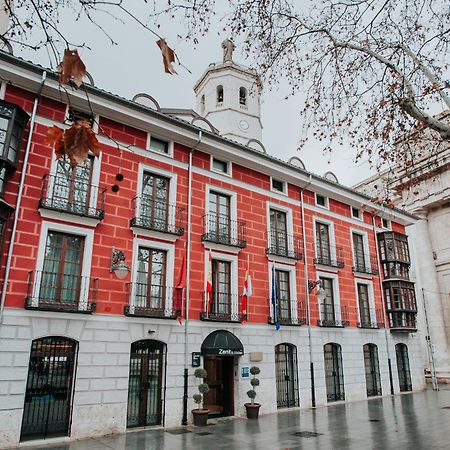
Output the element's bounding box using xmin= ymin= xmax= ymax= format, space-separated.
xmin=268 ymin=299 xmax=307 ymax=326
xmin=201 ymin=214 xmax=246 ymax=248
xmin=357 ymin=307 xmax=385 ymax=329
xmin=352 ymin=253 xmax=379 ymax=275
xmin=39 ymin=173 xmax=106 ymax=220
xmin=124 ymin=283 xmax=181 ymax=319
xmin=200 ymin=292 xmax=245 ymax=322
xmin=265 ymin=230 xmax=302 ymax=260
xmin=25 ymin=270 xmax=97 ymax=313
xmin=314 ymin=244 xmax=345 ymax=268
xmin=130 ymin=196 xmax=184 ymax=236
xmin=317 ymin=303 xmax=349 ymax=327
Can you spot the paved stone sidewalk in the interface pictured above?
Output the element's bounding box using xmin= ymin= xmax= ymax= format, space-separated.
xmin=22 ymin=388 xmax=450 ymax=450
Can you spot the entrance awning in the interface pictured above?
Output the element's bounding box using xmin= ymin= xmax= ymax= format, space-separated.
xmin=201 ymin=330 xmax=244 ymax=356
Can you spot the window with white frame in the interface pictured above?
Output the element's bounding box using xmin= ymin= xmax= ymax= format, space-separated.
xmin=271 ymin=177 xmax=286 ymax=194
xmin=315 ymin=193 xmax=328 ymax=208
xmin=352 ymin=232 xmax=367 ymax=272
xmin=149 ymin=135 xmax=169 ymax=154
xmin=211 ymin=157 xmax=230 ymax=175
xmin=352 ymin=207 xmax=361 ymax=219
xmin=357 ymin=282 xmax=371 ymax=326
xmin=382 ymin=218 xmax=391 ymax=230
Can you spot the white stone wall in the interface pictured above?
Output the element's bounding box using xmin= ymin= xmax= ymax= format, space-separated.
xmin=0 ymin=309 xmax=425 ymax=449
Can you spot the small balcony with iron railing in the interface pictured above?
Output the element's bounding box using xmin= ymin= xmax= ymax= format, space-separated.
xmin=200 ymin=292 xmax=244 ymax=322
xmin=357 ymin=306 xmax=385 ymax=329
xmin=130 ymin=196 xmax=184 ymax=236
xmin=124 ymin=283 xmax=181 ymax=319
xmin=268 ymin=299 xmax=307 ymax=326
xmin=317 ymin=303 xmax=349 ymax=327
xmin=352 ymin=253 xmax=379 ymax=276
xmin=265 ymin=230 xmax=302 ymax=260
xmin=39 ymin=173 xmax=106 ymax=220
xmin=25 ymin=270 xmax=97 ymax=313
xmin=314 ymin=244 xmax=345 ymax=269
xmin=201 ymin=214 xmax=246 ymax=248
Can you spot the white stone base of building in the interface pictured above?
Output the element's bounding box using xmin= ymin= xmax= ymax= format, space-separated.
xmin=0 ymin=309 xmax=426 ymax=449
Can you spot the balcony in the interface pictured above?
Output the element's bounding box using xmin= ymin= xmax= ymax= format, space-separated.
xmin=352 ymin=254 xmax=379 ymax=275
xmin=268 ymin=299 xmax=307 ymax=326
xmin=124 ymin=283 xmax=181 ymax=319
xmin=314 ymin=245 xmax=344 ymax=268
xmin=357 ymin=307 xmax=385 ymax=329
xmin=25 ymin=271 xmax=97 ymax=313
xmin=317 ymin=303 xmax=349 ymax=327
xmin=382 ymin=261 xmax=410 ymax=280
xmin=389 ymin=311 xmax=417 ymax=332
xmin=130 ymin=196 xmax=184 ymax=236
xmin=265 ymin=230 xmax=302 ymax=260
xmin=200 ymin=292 xmax=245 ymax=322
xmin=377 ymin=231 xmax=411 ymax=265
xmin=39 ymin=174 xmax=105 ymax=220
xmin=201 ymin=214 xmax=246 ymax=248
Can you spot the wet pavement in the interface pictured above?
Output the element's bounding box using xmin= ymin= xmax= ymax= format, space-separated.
xmin=23 ymin=388 xmax=450 ymax=449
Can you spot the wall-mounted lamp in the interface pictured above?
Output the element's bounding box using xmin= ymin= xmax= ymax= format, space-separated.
xmin=308 ymin=280 xmax=327 ymax=302
xmin=110 ymin=247 xmax=130 ymax=279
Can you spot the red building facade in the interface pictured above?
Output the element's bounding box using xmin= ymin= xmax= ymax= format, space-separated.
xmin=0 ymin=51 xmax=424 ymax=447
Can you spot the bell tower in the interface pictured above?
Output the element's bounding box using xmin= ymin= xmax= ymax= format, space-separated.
xmin=194 ymin=39 xmax=263 ymax=144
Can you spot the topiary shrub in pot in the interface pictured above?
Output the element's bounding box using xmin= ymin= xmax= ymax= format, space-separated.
xmin=245 ymin=366 xmax=261 ymax=419
xmin=192 ymin=368 xmax=210 ymax=426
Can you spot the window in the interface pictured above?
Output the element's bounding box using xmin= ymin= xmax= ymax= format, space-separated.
xmin=352 ymin=232 xmax=366 ymax=272
xmin=212 ymin=157 xmax=229 ymax=174
xmin=319 ymin=277 xmax=335 ymax=322
xmin=40 ymin=231 xmax=85 ymax=306
xmin=352 ymin=207 xmax=361 ymax=219
xmin=271 ymin=178 xmax=285 ymax=193
xmin=275 ymin=269 xmax=291 ymax=321
xmin=269 ymin=208 xmax=288 ymax=255
xmin=217 ymin=85 xmax=224 ymax=103
xmin=149 ymin=136 xmax=169 ymax=154
xmin=316 ymin=222 xmax=331 ymax=264
xmin=211 ymin=259 xmax=231 ymax=315
xmin=207 ymin=190 xmax=231 ymax=241
xmin=239 ymin=87 xmax=247 ymax=105
xmin=200 ymin=95 xmax=205 ymax=115
xmin=0 ymin=165 xmax=7 ymax=197
xmin=357 ymin=283 xmax=371 ymax=326
xmin=135 ymin=247 xmax=167 ymax=311
xmin=382 ymin=218 xmax=391 ymax=229
xmin=316 ymin=194 xmax=328 ymax=208
xmin=140 ymin=172 xmax=170 ymax=231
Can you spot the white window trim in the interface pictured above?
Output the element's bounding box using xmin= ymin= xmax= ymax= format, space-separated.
xmin=267 ymin=262 xmax=298 ymax=321
xmin=349 ymin=227 xmax=371 ymax=272
xmin=266 ymin=201 xmax=294 ymax=254
xmin=130 ymin=237 xmax=175 ymax=313
xmin=136 ymin=162 xmax=178 ymax=218
xmin=270 ymin=176 xmax=287 ymax=196
xmin=315 ymin=193 xmax=329 ymax=209
xmin=354 ymin=279 xmax=376 ymax=326
xmin=33 ymin=222 xmax=94 ymax=310
xmin=313 ymin=216 xmax=337 ymax=263
xmin=381 ymin=218 xmax=392 ymax=230
xmin=317 ymin=270 xmax=342 ymax=321
xmin=203 ymin=250 xmax=238 ymax=315
xmin=210 ymin=155 xmax=232 ymax=177
xmin=146 ymin=133 xmax=174 ymax=157
xmin=351 ymin=206 xmax=362 ymax=221
xmin=205 ymin=183 xmax=238 ymax=233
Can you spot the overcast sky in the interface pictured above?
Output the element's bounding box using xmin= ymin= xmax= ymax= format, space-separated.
xmin=14 ymin=2 xmax=375 ymax=187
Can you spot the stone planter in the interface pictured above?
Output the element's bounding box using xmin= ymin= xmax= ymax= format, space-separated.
xmin=245 ymin=403 xmax=261 ymax=419
xmin=192 ymin=409 xmax=209 ymax=426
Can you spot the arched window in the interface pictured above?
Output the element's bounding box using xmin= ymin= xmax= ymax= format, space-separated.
xmin=239 ymin=87 xmax=247 ymax=105
xmin=324 ymin=342 xmax=345 ymax=402
xmin=275 ymin=343 xmax=300 ymax=408
xmin=200 ymin=94 xmax=205 ymax=115
xmin=395 ymin=343 xmax=412 ymax=392
xmin=363 ymin=343 xmax=382 ymax=397
xmin=217 ymin=85 xmax=224 ymax=103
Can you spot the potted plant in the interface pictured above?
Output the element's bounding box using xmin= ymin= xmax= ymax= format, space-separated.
xmin=245 ymin=366 xmax=261 ymax=419
xmin=192 ymin=368 xmax=210 ymax=426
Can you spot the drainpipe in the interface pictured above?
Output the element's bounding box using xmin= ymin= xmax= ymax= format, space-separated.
xmin=182 ymin=130 xmax=202 ymax=426
xmin=300 ymin=175 xmax=315 ymax=407
xmin=0 ymin=71 xmax=47 ymax=327
xmin=371 ymin=211 xmax=395 ymax=395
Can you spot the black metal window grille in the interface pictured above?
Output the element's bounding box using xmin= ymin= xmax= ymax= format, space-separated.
xmin=363 ymin=344 xmax=382 ymax=397
xmin=324 ymin=343 xmax=345 ymax=402
xmin=275 ymin=343 xmax=300 ymax=408
xmin=395 ymin=343 xmax=412 ymax=392
xmin=357 ymin=283 xmax=371 ymax=326
xmin=20 ymin=337 xmax=78 ymax=441
xmin=127 ymin=340 xmax=166 ymax=428
xmin=135 ymin=247 xmax=167 ymax=311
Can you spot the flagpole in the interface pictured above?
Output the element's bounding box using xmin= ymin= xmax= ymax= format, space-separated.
xmin=246 ymin=255 xmax=249 ymax=321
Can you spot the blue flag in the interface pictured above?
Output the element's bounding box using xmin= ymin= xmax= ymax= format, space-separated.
xmin=271 ymin=264 xmax=280 ymax=330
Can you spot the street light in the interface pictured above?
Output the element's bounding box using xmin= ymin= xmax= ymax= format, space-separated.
xmin=308 ymin=279 xmax=327 ymax=301
xmin=110 ymin=248 xmax=130 ymax=279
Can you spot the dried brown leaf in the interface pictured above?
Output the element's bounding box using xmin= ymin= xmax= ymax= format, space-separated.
xmin=57 ymin=49 xmax=86 ymax=87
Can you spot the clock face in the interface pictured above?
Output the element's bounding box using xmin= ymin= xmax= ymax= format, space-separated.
xmin=239 ymin=119 xmax=249 ymax=131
